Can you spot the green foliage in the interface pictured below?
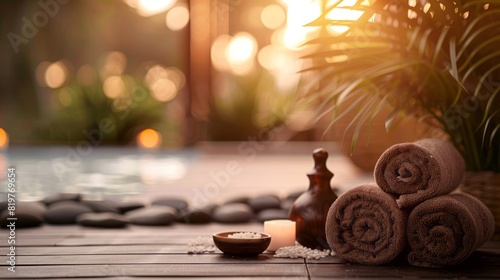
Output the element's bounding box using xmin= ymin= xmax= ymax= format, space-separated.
xmin=304 ymin=0 xmax=500 ymax=171
xmin=43 ymin=76 xmax=165 ymax=145
xmin=208 ymin=71 xmax=296 ymax=141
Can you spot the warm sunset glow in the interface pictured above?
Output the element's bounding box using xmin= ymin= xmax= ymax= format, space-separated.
xmin=280 ymin=0 xmax=321 ymax=50
xmin=165 ymin=3 xmax=189 ymax=30
xmin=137 ymin=128 xmax=162 ymax=148
xmin=0 ymin=128 xmax=8 ymax=149
xmin=137 ymin=0 xmax=175 ymax=17
xmin=257 ymin=44 xmax=290 ymax=71
xmin=226 ymin=33 xmax=257 ymax=64
xmin=225 ymin=32 xmax=258 ymax=75
xmin=261 ymin=4 xmax=286 ymax=29
xmin=326 ymin=0 xmax=369 ymax=34
xmin=44 ymin=61 xmax=68 ymax=89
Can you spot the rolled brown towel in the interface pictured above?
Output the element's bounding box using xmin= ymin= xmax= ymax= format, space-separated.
xmin=407 ymin=193 xmax=495 ymax=267
xmin=325 ymin=183 xmax=407 ymax=265
xmin=374 ymin=138 xmax=465 ymax=208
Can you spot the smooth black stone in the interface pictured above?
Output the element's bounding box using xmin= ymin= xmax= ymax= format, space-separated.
xmin=0 ymin=201 xmax=46 ymax=228
xmin=77 ymin=213 xmax=129 ymax=228
xmin=200 ymin=204 xmax=218 ymax=214
xmin=281 ymin=199 xmax=294 ymax=211
xmin=212 ymin=203 xmax=253 ymax=224
xmin=114 ymin=201 xmax=145 ymax=214
xmin=44 ymin=201 xmax=93 ymax=225
xmin=286 ymin=190 xmax=304 ymax=202
xmin=82 ymin=200 xmax=119 ymax=213
xmin=0 ymin=201 xmax=7 ymax=213
xmin=223 ymin=196 xmax=250 ymax=205
xmin=151 ymin=198 xmax=188 ymax=212
xmin=248 ymin=195 xmax=282 ymax=213
xmin=126 ymin=206 xmax=177 ymax=226
xmin=176 ymin=209 xmax=212 ymax=224
xmin=42 ymin=193 xmax=81 ymax=206
xmin=257 ymin=208 xmax=290 ymax=222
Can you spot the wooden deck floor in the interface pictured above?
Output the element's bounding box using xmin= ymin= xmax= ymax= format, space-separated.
xmin=2 ymin=223 xmax=500 ymax=279
xmin=2 ymin=144 xmax=500 ymax=279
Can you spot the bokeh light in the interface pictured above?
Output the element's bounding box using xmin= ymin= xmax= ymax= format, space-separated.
xmin=225 ymin=32 xmax=258 ymax=76
xmin=123 ymin=0 xmax=175 ymax=17
xmin=166 ymin=67 xmax=186 ymax=90
xmin=44 ymin=61 xmax=68 ymax=89
xmin=103 ymin=75 xmax=126 ymax=99
xmin=35 ymin=61 xmax=50 ymax=86
xmin=279 ymin=0 xmax=321 ymax=50
xmin=137 ymin=128 xmax=162 ymax=148
xmin=257 ymin=44 xmax=290 ymax=71
xmin=326 ymin=0 xmax=368 ymax=34
xmin=211 ymin=34 xmax=232 ymax=72
xmin=144 ymin=65 xmax=182 ymax=102
xmin=165 ymin=3 xmax=189 ymax=30
xmin=261 ymin=4 xmax=286 ymax=29
xmin=150 ymin=78 xmax=177 ymax=102
xmin=0 ymin=128 xmax=8 ymax=149
xmin=100 ymin=51 xmax=127 ymax=79
xmin=58 ymin=87 xmax=74 ymax=107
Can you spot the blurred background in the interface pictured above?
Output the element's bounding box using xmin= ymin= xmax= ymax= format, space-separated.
xmin=0 ymin=0 xmax=428 ymax=203
xmin=0 ymin=0 xmax=333 ymax=149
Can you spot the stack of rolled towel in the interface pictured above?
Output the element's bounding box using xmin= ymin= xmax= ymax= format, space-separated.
xmin=325 ymin=138 xmax=495 ymax=267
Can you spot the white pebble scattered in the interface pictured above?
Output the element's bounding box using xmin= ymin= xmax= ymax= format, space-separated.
xmin=187 ymin=237 xmax=216 ymax=254
xmin=227 ymin=232 xmax=262 ymax=239
xmin=274 ymin=244 xmax=332 ymax=260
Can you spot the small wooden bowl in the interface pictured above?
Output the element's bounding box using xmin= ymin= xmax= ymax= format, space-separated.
xmin=212 ymin=231 xmax=271 ymax=256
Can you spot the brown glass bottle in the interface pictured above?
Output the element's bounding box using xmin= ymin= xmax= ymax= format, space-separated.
xmin=289 ymin=148 xmax=337 ymax=249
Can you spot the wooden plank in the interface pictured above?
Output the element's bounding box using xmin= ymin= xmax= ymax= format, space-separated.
xmin=14 ymin=224 xmax=266 ymax=237
xmin=0 ymin=237 xmax=65 ymax=247
xmin=16 ymin=245 xmax=189 ymax=255
xmin=3 ymin=253 xmax=303 ymax=266
xmin=0 ymin=263 xmax=308 ymax=278
xmin=304 ymin=256 xmax=347 ymax=264
xmin=55 ymin=236 xmax=199 ymax=246
xmin=306 ymin=263 xmax=500 ymax=279
xmin=41 ymin=278 xmax=307 ymax=280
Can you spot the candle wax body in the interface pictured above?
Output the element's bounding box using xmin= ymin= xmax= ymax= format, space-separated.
xmin=264 ymin=219 xmax=296 ymax=251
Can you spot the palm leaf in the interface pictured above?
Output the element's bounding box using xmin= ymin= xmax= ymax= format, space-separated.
xmin=301 ymin=0 xmax=500 ymax=171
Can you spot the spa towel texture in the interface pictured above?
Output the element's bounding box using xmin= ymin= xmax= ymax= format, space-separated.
xmin=326 ymin=139 xmax=494 ymax=267
xmin=374 ymin=138 xmax=465 ymax=208
xmin=407 ymin=193 xmax=495 ymax=267
xmin=325 ymin=183 xmax=407 ymax=265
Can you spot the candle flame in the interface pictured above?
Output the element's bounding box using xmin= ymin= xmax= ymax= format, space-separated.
xmin=0 ymin=128 xmax=8 ymax=149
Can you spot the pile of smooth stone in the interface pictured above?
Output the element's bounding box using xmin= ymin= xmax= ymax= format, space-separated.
xmin=0 ymin=189 xmax=337 ymax=228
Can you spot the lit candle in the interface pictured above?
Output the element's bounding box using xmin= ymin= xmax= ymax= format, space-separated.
xmin=264 ymin=219 xmax=296 ymax=252
xmin=0 ymin=128 xmax=8 ymax=151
